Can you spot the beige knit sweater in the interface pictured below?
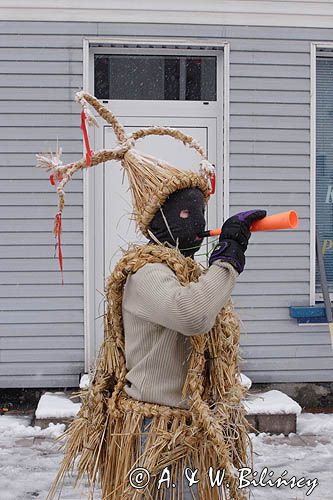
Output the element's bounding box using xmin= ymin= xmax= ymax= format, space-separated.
xmin=122 ymin=261 xmax=238 ymax=408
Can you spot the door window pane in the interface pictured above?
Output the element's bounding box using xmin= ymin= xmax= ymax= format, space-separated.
xmin=94 ymin=54 xmax=216 ymax=101
xmin=316 ymin=57 xmax=333 ymax=293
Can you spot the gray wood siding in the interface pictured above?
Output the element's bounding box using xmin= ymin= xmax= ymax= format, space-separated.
xmin=0 ymin=20 xmax=332 ymax=387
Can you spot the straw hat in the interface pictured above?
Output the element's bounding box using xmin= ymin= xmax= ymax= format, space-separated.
xmin=37 ymin=91 xmax=215 ymax=238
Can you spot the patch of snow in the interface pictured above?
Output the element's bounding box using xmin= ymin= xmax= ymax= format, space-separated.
xmin=35 ymin=392 xmax=81 ymax=419
xmin=244 ymin=390 xmax=302 ymax=415
xmin=0 ymin=415 xmax=65 ymax=440
xmin=239 ymin=372 xmax=252 ymax=390
xmin=79 ymin=373 xmax=90 ymax=389
xmin=0 ymin=415 xmax=31 ymax=428
xmin=298 ymin=412 xmax=333 ymax=435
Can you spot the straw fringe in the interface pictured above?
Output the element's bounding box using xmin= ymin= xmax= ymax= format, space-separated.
xmin=48 ymin=244 xmax=251 ymax=500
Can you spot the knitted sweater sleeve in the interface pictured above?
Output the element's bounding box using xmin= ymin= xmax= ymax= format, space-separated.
xmin=122 ymin=261 xmax=238 ymax=336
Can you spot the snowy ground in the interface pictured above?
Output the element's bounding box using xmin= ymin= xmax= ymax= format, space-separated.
xmin=0 ymin=413 xmax=332 ymax=499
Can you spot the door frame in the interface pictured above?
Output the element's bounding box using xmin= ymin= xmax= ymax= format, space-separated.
xmin=82 ymin=36 xmax=230 ymax=370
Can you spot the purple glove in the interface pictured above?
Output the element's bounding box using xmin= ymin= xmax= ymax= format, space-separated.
xmin=209 ymin=209 xmax=266 ymax=273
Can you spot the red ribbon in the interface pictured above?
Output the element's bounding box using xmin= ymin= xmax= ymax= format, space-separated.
xmin=53 ymin=211 xmax=64 ymax=285
xmin=49 ymin=171 xmax=63 ymax=186
xmin=81 ymin=110 xmax=93 ymax=167
xmin=210 ymin=172 xmax=216 ymax=195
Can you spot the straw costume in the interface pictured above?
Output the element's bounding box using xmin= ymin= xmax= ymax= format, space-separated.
xmin=37 ymin=92 xmax=255 ymax=500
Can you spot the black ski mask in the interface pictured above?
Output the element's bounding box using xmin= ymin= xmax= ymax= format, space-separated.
xmin=149 ymin=188 xmax=206 ymax=258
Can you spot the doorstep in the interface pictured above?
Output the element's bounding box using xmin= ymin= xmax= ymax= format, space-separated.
xmin=33 ymin=389 xmax=301 ymax=435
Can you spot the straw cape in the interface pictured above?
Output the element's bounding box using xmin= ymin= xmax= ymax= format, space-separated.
xmin=37 ymin=92 xmax=252 ymax=499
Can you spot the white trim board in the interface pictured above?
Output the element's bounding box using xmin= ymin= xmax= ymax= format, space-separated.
xmin=82 ymin=36 xmax=230 ymax=370
xmin=1 ymin=1 xmax=333 ymax=27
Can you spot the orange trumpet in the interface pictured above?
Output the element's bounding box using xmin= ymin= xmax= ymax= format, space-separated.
xmin=199 ymin=210 xmax=298 ymax=238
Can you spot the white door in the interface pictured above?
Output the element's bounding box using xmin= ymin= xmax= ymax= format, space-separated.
xmin=89 ymin=116 xmax=220 ymax=356
xmin=86 ymin=48 xmax=224 ymax=367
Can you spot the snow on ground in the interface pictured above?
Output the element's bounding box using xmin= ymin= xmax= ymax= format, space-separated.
xmin=0 ymin=413 xmax=332 ymax=499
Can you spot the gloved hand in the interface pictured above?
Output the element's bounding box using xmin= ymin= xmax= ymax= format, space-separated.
xmin=209 ymin=209 xmax=267 ymax=273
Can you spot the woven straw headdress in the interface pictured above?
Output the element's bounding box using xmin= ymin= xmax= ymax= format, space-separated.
xmin=37 ymin=92 xmax=215 ymax=239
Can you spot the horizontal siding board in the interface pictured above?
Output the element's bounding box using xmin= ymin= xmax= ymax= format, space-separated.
xmin=0 ymin=47 xmax=83 ymax=61
xmin=230 ymin=129 xmax=309 ymax=141
xmin=0 ymin=284 xmax=83 ymax=297
xmin=230 ymin=90 xmax=310 ymax=104
xmin=1 ymin=206 xmax=83 ymax=219
xmin=241 ymin=321 xmax=328 ymax=334
xmin=232 ymin=168 xmax=310 ymax=181
xmin=0 ymin=34 xmax=84 ymax=48
xmin=2 ymin=114 xmax=80 ymax=127
xmin=234 ymin=282 xmax=308 ymax=295
xmin=238 ymin=269 xmax=309 ymax=282
xmin=228 ymin=231 xmax=309 ymax=244
xmin=224 ymin=26 xmax=333 ymax=41
xmin=0 ymin=323 xmax=83 ymax=336
xmin=0 ymin=374 xmax=80 ymax=388
xmin=230 ymin=141 xmax=309 ymax=154
xmin=231 ymin=179 xmax=309 ymax=192
xmin=230 ymin=154 xmax=309 ymax=167
xmin=231 ymin=103 xmax=309 ymax=116
xmin=243 ymin=371 xmax=333 ymax=383
xmin=245 ymin=244 xmax=309 ymax=257
xmin=0 ymin=21 xmax=97 ymax=35
xmin=234 ymin=295 xmax=308 ymax=308
xmin=231 ymin=116 xmax=310 ymax=128
xmin=1 ymin=337 xmax=83 ymax=349
xmin=0 ymin=87 xmax=81 ymax=101
xmin=244 ymin=256 xmax=308 ymax=270
xmin=241 ymin=332 xmax=330 ymax=346
xmin=0 ymin=152 xmax=82 ymax=166
xmin=0 ymin=233 xmax=83 ymax=245
xmin=0 ymin=141 xmax=82 ymax=154
xmin=232 ymin=206 xmax=309 ymax=218
xmin=1 ymin=101 xmax=80 ymax=114
xmin=242 ymin=345 xmax=333 ymax=358
xmin=0 ymin=61 xmax=82 ymax=74
xmin=0 ymin=271 xmax=83 ymax=284
xmin=231 ymin=77 xmax=309 ymax=91
xmin=230 ymin=51 xmax=310 ymax=65
xmin=230 ymin=39 xmax=309 ymax=52
xmin=1 ymin=297 xmax=83 ymax=310
xmin=0 ymin=74 xmax=82 ymax=87
xmin=0 ymin=258 xmax=83 ymax=272
xmin=0 ymin=245 xmax=83 ymax=258
xmin=0 ymin=362 xmax=83 ymax=376
xmin=244 ymin=358 xmax=333 ymax=370
xmin=0 ymin=127 xmax=81 ymax=140
xmin=231 ymin=193 xmax=309 ymax=204
xmin=237 ymin=307 xmax=294 ymax=321
xmin=0 ymin=220 xmax=83 ymax=231
xmin=0 ymin=193 xmax=82 ymax=205
xmin=231 ymin=64 xmax=309 ymax=78
xmin=0 ymin=180 xmax=82 ymax=193
xmin=1 ymin=349 xmax=84 ymax=363
xmin=0 ymin=310 xmax=83 ymax=323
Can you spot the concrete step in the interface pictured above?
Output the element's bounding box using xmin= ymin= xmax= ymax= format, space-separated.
xmin=33 ymin=388 xmax=301 ymax=435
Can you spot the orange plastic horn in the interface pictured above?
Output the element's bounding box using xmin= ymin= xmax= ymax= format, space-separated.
xmin=200 ymin=210 xmax=298 ymax=238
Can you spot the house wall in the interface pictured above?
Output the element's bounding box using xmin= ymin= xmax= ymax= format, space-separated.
xmin=1 ymin=20 xmax=333 ymax=387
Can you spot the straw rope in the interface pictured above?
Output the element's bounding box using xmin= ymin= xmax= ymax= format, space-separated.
xmin=48 ymin=244 xmax=251 ymax=500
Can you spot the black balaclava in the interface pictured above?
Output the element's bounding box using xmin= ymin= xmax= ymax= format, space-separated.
xmin=149 ymin=188 xmax=206 ymax=258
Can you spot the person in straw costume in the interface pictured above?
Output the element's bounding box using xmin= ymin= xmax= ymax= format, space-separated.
xmin=37 ymin=91 xmax=266 ymax=500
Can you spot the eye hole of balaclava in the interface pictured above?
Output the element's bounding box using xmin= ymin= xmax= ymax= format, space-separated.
xmin=149 ymin=188 xmax=206 ymax=257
